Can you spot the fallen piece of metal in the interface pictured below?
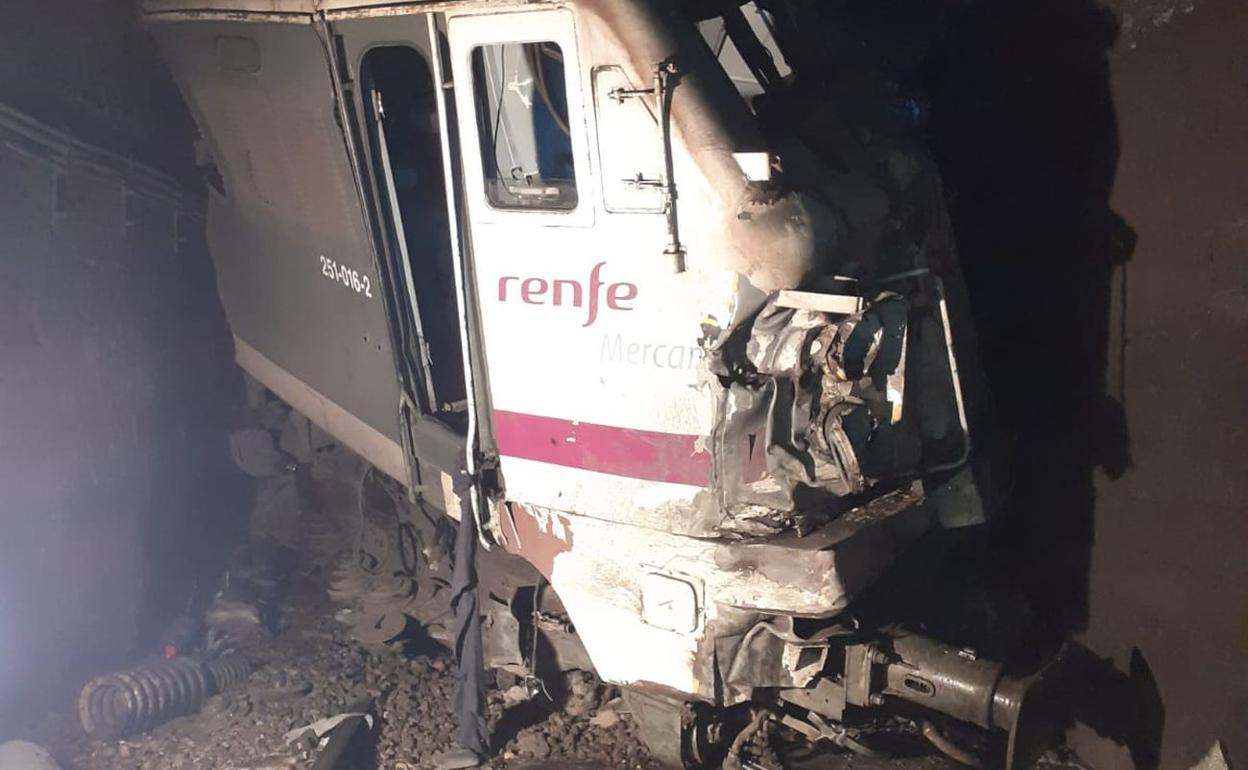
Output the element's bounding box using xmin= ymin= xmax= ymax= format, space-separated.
xmin=304 ymin=700 xmax=375 ymax=770
xmin=283 ymin=710 xmax=375 ymax=749
xmin=78 ymin=656 xmax=255 ymax=739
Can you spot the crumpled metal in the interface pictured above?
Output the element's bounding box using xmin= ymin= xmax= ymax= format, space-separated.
xmin=709 ymin=291 xmax=914 ymax=536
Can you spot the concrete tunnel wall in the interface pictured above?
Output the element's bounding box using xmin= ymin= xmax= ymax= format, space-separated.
xmin=0 ymin=1 xmax=245 ymax=722
xmin=1079 ymin=0 xmax=1248 ymax=764
xmin=924 ymin=0 xmax=1247 ymax=765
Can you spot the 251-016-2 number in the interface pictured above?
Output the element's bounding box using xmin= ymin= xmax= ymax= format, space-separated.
xmin=319 ymin=255 xmax=373 ymax=298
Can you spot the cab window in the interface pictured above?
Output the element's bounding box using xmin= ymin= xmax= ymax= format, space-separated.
xmin=470 ymin=41 xmax=578 ymax=210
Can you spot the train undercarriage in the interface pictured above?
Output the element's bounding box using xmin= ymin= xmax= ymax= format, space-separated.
xmin=295 ymin=440 xmax=1064 ymax=770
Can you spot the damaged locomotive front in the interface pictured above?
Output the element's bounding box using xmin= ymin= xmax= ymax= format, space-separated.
xmin=142 ymin=0 xmax=1060 ymax=766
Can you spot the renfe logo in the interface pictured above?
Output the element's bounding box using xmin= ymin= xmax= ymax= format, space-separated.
xmin=498 ymin=261 xmax=637 ymax=327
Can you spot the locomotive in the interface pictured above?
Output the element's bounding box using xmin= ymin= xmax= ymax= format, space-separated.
xmin=144 ymin=0 xmax=1060 ymax=766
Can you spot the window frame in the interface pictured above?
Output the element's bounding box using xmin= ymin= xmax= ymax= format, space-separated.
xmin=470 ymin=40 xmax=580 ymax=212
xmin=355 ymin=42 xmax=469 ymax=420
xmin=448 ymin=8 xmax=595 ymax=228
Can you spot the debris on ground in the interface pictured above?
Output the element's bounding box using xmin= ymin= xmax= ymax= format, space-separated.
xmin=18 ymin=438 xmax=950 ymax=770
xmin=283 ymin=710 xmax=374 ymax=749
xmin=23 ymin=592 xmax=656 ymax=770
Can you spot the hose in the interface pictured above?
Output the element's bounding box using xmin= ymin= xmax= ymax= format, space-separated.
xmin=921 ymin=720 xmax=984 ymax=768
xmin=723 ymin=709 xmax=770 ymax=770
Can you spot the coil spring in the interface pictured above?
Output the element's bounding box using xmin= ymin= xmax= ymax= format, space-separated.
xmin=78 ymin=656 xmax=252 ymax=739
xmin=203 ymin=656 xmax=252 ymax=692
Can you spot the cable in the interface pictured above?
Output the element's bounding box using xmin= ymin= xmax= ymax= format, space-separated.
xmin=529 ymin=43 xmax=571 ymax=137
xmin=921 ymin=720 xmax=983 ymax=768
xmin=524 ymin=578 xmax=552 ymax=700
xmin=355 ymin=466 xmax=382 ymax=575
xmin=484 ymin=44 xmax=515 ymax=186
xmin=724 ymin=709 xmax=769 ymax=770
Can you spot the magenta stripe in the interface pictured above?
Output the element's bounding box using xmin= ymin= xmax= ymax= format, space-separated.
xmin=492 ymin=410 xmax=711 ymax=487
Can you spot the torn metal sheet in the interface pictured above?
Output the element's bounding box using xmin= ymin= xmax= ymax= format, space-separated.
xmin=707 ymin=286 xmax=964 ymax=537
xmin=284 ymin=712 xmax=376 ymax=747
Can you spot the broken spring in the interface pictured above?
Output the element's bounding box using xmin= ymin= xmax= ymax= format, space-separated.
xmin=78 ymin=656 xmax=253 ymax=739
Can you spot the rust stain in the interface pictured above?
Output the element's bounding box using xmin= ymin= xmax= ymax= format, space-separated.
xmin=497 ymin=501 xmax=574 ymax=579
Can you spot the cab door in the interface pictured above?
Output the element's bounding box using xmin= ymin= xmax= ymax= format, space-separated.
xmin=330 ymin=13 xmax=472 ymax=484
xmin=446 ymin=9 xmax=717 ymax=527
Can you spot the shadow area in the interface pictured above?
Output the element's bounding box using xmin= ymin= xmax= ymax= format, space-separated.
xmin=1063 ymin=643 xmax=1165 ymax=769
xmin=919 ymin=0 xmax=1133 ymax=645
xmin=809 ymin=0 xmax=1161 ymax=764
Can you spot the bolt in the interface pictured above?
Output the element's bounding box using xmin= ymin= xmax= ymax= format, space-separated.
xmin=869 ymin=694 xmax=886 ymax=707
xmin=869 ymin=648 xmax=890 ymax=665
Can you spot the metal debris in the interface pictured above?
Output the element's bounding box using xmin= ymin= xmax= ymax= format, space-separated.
xmin=77 ymin=656 xmax=254 ymax=739
xmin=38 ymin=602 xmax=658 ymax=770
xmin=282 ymin=710 xmax=375 ymax=748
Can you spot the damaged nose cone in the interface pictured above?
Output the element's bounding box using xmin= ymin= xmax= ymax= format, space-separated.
xmin=728 ymin=190 xmax=842 ymax=294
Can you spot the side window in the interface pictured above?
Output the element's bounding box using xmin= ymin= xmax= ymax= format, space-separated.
xmin=470 ymin=41 xmax=578 ymax=210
